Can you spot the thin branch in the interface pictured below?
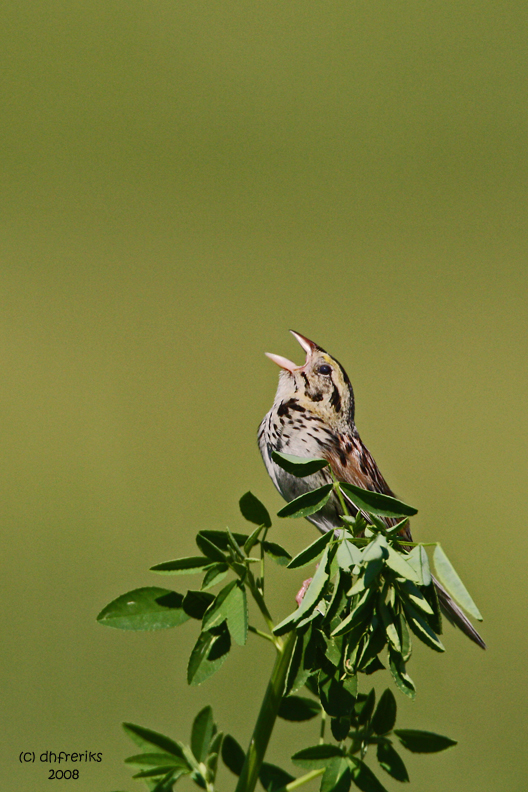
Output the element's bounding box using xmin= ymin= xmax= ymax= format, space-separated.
xmin=248 ymin=625 xmax=276 ymax=644
xmin=274 ymin=768 xmax=325 ymax=792
xmin=319 ymin=708 xmax=327 ymax=744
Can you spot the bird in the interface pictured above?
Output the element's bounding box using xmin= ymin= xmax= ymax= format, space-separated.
xmin=258 ymin=330 xmax=485 ymax=649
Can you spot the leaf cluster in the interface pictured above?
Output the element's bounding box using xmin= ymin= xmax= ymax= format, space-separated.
xmin=100 ymin=452 xmax=483 ymax=792
xmin=270 ymin=452 xmax=482 ymax=701
xmin=290 ymin=686 xmax=456 ymax=792
xmin=120 ymin=706 xmax=221 ymax=792
xmin=100 ymin=489 xmax=304 ymax=690
xmin=118 ymin=691 xmax=456 ymax=792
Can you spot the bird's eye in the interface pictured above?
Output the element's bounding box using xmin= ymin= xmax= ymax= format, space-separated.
xmin=318 ymin=364 xmax=332 ymax=375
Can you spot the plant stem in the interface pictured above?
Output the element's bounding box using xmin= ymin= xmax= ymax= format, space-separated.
xmin=319 ymin=708 xmax=326 ymax=744
xmin=330 ymin=474 xmax=350 ymax=518
xmin=260 ymin=526 xmax=269 ymax=594
xmin=246 ymin=569 xmax=277 ymax=638
xmin=248 ymin=625 xmax=276 ymax=643
xmin=234 ymin=630 xmax=297 ymax=792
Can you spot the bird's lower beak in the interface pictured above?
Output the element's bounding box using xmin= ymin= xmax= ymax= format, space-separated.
xmin=265 ymin=330 xmax=318 ymax=372
xmin=265 ymin=352 xmax=299 ymax=372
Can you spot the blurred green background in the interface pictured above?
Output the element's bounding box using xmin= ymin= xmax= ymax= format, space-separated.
xmin=2 ymin=2 xmax=526 ymax=790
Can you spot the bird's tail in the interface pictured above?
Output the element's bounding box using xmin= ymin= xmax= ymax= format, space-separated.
xmin=433 ymin=575 xmax=486 ymax=650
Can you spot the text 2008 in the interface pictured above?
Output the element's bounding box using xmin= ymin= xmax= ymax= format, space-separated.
xmin=48 ymin=769 xmax=79 ymax=779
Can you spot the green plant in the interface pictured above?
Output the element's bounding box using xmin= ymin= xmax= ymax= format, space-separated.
xmin=99 ymin=453 xmax=483 ymax=792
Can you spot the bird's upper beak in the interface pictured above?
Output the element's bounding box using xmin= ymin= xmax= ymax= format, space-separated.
xmin=265 ymin=330 xmax=318 ymax=372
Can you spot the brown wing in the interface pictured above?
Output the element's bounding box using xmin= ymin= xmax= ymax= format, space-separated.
xmin=323 ymin=431 xmax=412 ymax=542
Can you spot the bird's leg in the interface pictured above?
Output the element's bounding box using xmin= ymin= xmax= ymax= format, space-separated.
xmin=295 ymin=563 xmax=319 ymax=605
xmin=295 ymin=577 xmax=313 ymax=606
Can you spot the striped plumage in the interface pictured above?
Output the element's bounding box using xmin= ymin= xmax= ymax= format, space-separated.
xmin=258 ymin=330 xmax=485 ymax=649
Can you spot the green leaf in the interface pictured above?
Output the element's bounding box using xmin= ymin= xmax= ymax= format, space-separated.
xmin=277 ymin=484 xmax=333 ymax=519
xmin=271 ymin=450 xmax=329 ymax=477
xmin=221 ymin=734 xmax=245 ymax=776
xmin=341 ymin=513 xmax=369 ymax=537
xmin=196 ymin=533 xmax=227 ymax=562
xmin=371 ymin=689 xmax=397 ymax=735
xmin=207 ymin=756 xmax=219 ymax=783
xmin=203 ymin=581 xmax=248 ymax=645
xmin=361 ymin=655 xmax=386 ymax=675
xmin=124 ymin=753 xmax=189 ymax=769
xmin=341 ymin=623 xmax=369 ymax=672
xmin=331 ymin=716 xmax=352 ymax=742
xmin=192 ymin=772 xmax=207 ymax=790
xmin=349 ymin=757 xmax=389 ymax=792
xmin=397 ymin=612 xmax=412 ymax=662
xmin=278 ymin=695 xmax=321 ymax=721
xmin=202 ymin=581 xmax=238 ymax=630
xmin=321 ymin=757 xmax=351 ymax=792
xmin=200 ymin=529 xmax=251 ymax=551
xmin=394 ymin=729 xmax=457 ymax=753
xmin=259 ymin=762 xmax=295 ymax=792
xmin=231 ymin=561 xmax=248 ymax=578
xmin=356 ymin=688 xmax=376 ymax=725
xmin=385 ymin=547 xmax=421 ymax=583
xmin=208 ymin=731 xmax=223 ymax=759
xmin=343 ymin=674 xmax=358 ymax=699
xmin=364 ymin=560 xmax=384 ymax=588
xmin=292 ymin=744 xmax=344 ymax=769
xmin=206 ymin=730 xmax=223 ymax=783
xmin=376 ymin=742 xmax=409 ymax=782
xmin=323 ymin=634 xmax=343 ymax=668
xmin=324 ymin=572 xmax=351 ymax=630
xmin=384 ymin=517 xmax=411 ymax=537
xmin=433 ymin=545 xmax=483 ymax=620
xmin=239 ymin=491 xmax=272 ymax=528
xmin=336 ymin=539 xmax=363 ymax=570
xmin=401 ymin=602 xmax=445 ymax=653
xmin=377 ymin=598 xmax=401 ymax=653
xmin=319 ymin=671 xmax=356 ymax=719
xmin=361 ymin=535 xmax=388 ymax=587
xmin=122 ymin=723 xmax=188 ymax=761
xmin=362 ymin=533 xmax=389 ymax=563
xmin=191 ymin=706 xmax=215 ymax=763
xmin=244 ymin=523 xmax=265 ymax=554
xmin=225 ymin=582 xmax=248 ymax=646
xmin=331 ymin=588 xmax=374 ymax=637
xmin=420 ymin=581 xmax=442 ymax=635
xmin=183 ymin=590 xmax=215 ymax=620
xmin=187 ymin=625 xmax=231 ymax=686
xmin=370 ymin=514 xmax=390 ymax=534
xmin=262 ymin=541 xmax=292 ymax=566
xmin=225 ymin=526 xmax=245 ymax=559
xmin=151 ymin=771 xmax=182 ymax=792
xmin=284 ymin=626 xmax=316 ymax=695
xmin=397 ymin=580 xmax=434 ymax=615
xmin=132 ymin=765 xmax=185 ymax=779
xmin=388 ymin=648 xmax=415 ymax=700
xmin=339 ymin=483 xmax=418 ymax=518
xmin=150 ymin=556 xmax=212 ymax=575
xmin=406 ymin=545 xmax=432 ymax=586
xmin=274 ymin=549 xmax=330 ymax=635
xmin=97 ymin=588 xmax=190 ymax=631
xmin=287 ymin=530 xmax=334 ymax=569
xmin=347 ymin=575 xmax=366 ymax=597
xmin=201 ymin=563 xmax=229 ymax=591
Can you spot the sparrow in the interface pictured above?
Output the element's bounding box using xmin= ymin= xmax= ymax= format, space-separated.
xmin=258 ymin=330 xmax=485 ymax=649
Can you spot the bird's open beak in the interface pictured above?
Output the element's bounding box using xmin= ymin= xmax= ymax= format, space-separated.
xmin=265 ymin=330 xmax=318 ymax=372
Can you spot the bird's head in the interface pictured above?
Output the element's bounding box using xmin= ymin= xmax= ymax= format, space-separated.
xmin=266 ymin=331 xmax=355 ymax=428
